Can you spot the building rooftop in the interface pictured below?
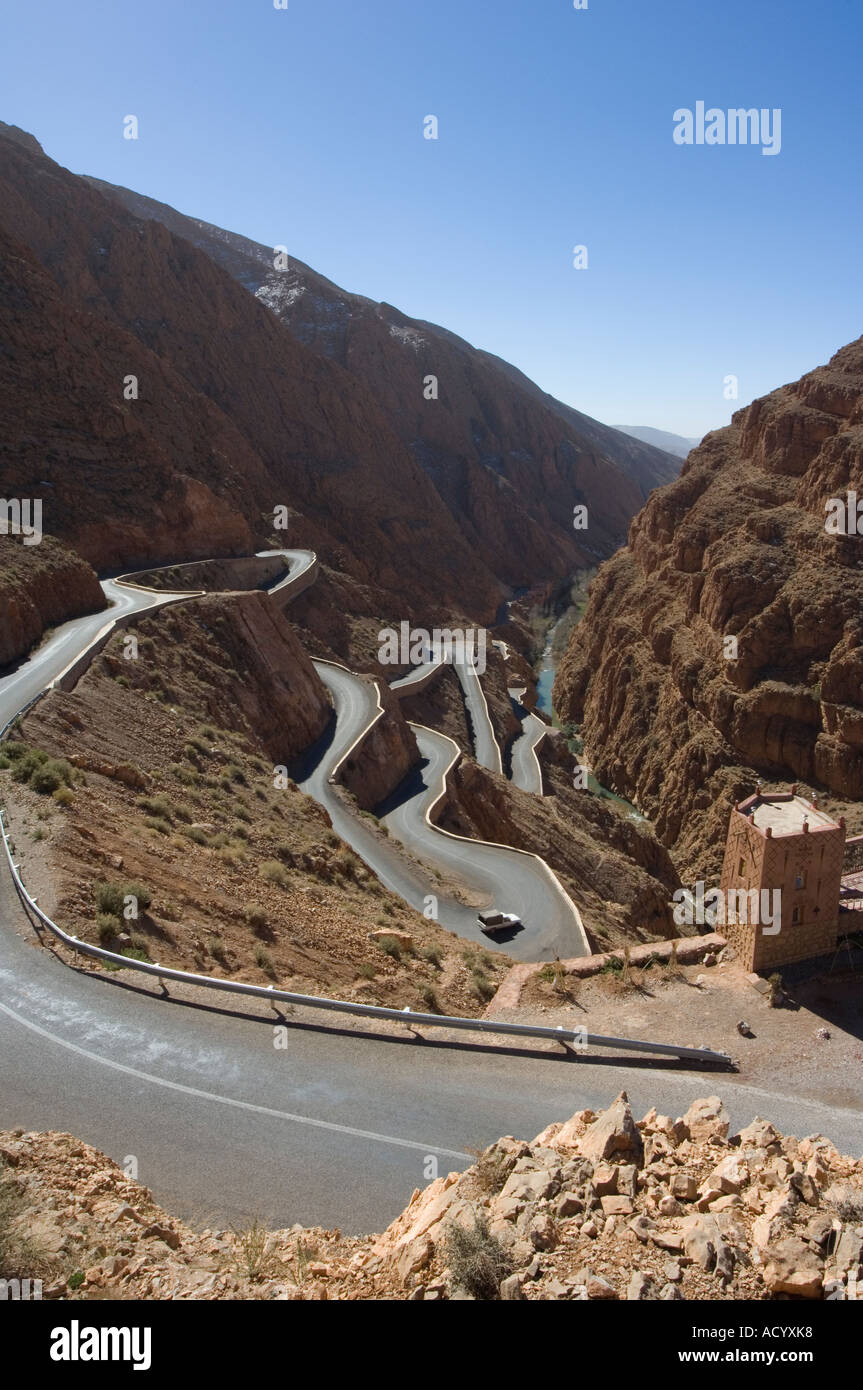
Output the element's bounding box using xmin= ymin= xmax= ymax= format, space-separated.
xmin=743 ymin=793 xmax=840 ymax=837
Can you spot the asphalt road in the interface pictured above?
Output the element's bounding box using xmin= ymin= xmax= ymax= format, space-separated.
xmin=508 ymin=689 xmax=548 ymax=796
xmin=294 ymin=662 xmax=585 ymax=960
xmin=3 ymin=870 xmax=863 ymax=1234
xmin=453 ymin=658 xmax=503 ymax=774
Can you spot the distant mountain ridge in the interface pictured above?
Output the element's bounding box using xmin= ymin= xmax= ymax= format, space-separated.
xmin=614 ymin=425 xmax=703 ymax=459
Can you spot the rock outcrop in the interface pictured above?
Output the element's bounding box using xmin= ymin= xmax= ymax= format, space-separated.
xmin=5 ymin=1093 xmax=862 ymax=1300
xmin=554 ymin=337 xmax=863 ymax=877
xmin=334 ymin=678 xmax=420 ymax=810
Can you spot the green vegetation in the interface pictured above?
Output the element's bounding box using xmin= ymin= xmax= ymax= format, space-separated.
xmin=96 ymin=913 xmax=121 ymax=944
xmin=244 ymin=907 xmax=269 ymax=935
xmin=418 ymin=984 xmax=441 ymax=1012
xmin=94 ymin=879 xmax=152 ymax=919
xmin=376 ymin=935 xmax=402 ymax=961
xmin=2 ymin=741 xmax=74 ymax=795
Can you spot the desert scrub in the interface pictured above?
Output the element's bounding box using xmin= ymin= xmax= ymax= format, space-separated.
xmin=418 ymin=984 xmax=441 ymax=1012
xmin=94 ymin=880 xmax=152 ymax=919
xmin=254 ymin=946 xmax=276 ymax=979
xmin=181 ymin=825 xmax=208 ymax=846
xmin=244 ymin=907 xmax=269 ymax=936
xmin=137 ymin=793 xmax=175 ymax=820
xmin=144 ymin=815 xmax=171 ymax=835
xmin=421 ymin=944 xmax=443 ymax=969
xmin=96 ymin=913 xmax=121 ymax=944
xmin=471 ymin=969 xmax=495 ymax=1003
xmin=259 ymin=860 xmax=288 ymax=887
xmin=445 ymin=1213 xmax=512 ymax=1300
xmin=208 ymin=936 xmax=228 ymax=965
xmin=376 ymin=935 xmax=402 ymax=961
xmin=4 ymin=743 xmax=73 ymax=796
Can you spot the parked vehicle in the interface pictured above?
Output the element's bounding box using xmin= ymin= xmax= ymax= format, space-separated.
xmin=477 ymin=908 xmax=521 ymax=937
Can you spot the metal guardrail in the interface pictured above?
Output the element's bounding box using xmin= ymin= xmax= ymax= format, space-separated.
xmin=0 ymin=588 xmax=733 ymax=1068
xmin=0 ymin=805 xmax=731 ymax=1064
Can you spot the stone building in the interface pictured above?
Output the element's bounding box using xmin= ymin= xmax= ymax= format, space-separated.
xmin=718 ymin=786 xmax=847 ymax=971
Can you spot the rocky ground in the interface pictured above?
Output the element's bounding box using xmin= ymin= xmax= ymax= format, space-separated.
xmin=491 ymin=945 xmax=863 ymax=1114
xmin=3 ymin=1091 xmax=861 ymax=1301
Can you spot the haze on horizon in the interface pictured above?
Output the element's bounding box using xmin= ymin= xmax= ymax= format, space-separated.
xmin=1 ymin=0 xmax=860 ymax=440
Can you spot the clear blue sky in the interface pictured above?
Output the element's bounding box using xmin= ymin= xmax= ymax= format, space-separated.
xmin=2 ymin=0 xmax=861 ymax=437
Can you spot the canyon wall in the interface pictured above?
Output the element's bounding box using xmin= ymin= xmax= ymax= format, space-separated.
xmin=554 ymin=338 xmax=863 ymax=878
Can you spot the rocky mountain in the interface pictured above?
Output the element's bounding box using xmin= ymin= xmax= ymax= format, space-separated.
xmin=555 ymin=338 xmax=863 ymax=877
xmin=83 ymin=169 xmax=680 ymax=587
xmin=0 ymin=123 xmax=499 ymax=655
xmin=4 ymin=1091 xmax=861 ymax=1300
xmin=614 ymin=425 xmax=703 ymax=460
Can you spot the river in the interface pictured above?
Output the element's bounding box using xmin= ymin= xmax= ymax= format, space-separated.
xmin=533 ymin=613 xmax=646 ymax=822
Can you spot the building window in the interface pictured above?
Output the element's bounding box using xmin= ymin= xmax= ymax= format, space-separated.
xmin=738 ymin=858 xmax=746 ymax=877
xmin=795 ymin=871 xmax=806 ymax=890
xmin=792 ymin=906 xmax=800 ymax=924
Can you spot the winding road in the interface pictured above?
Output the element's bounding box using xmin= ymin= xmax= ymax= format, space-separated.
xmin=2 ymin=552 xmax=862 ymax=1233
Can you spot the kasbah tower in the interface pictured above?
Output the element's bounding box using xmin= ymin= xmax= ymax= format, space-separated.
xmin=719 ymin=785 xmax=859 ymax=971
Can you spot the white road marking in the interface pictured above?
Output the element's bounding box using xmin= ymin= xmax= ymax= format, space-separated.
xmin=0 ymin=996 xmax=471 ymax=1161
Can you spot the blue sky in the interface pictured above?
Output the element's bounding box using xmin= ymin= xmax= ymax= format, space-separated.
xmin=2 ymin=0 xmax=861 ymax=437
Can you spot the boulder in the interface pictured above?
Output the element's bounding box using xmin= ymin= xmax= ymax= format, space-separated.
xmin=682 ymin=1097 xmax=730 ymax=1143
xmin=762 ymin=1237 xmax=824 ymax=1299
xmin=578 ymin=1092 xmax=644 ymax=1166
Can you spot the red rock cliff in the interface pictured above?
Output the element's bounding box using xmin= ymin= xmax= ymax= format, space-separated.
xmin=554 ymin=337 xmax=863 ymax=877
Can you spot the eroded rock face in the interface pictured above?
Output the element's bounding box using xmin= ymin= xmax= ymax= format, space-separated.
xmin=0 ymin=535 xmax=106 ymax=669
xmin=335 ymin=679 xmax=420 ymax=810
xmin=553 ymin=337 xmax=863 ymax=876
